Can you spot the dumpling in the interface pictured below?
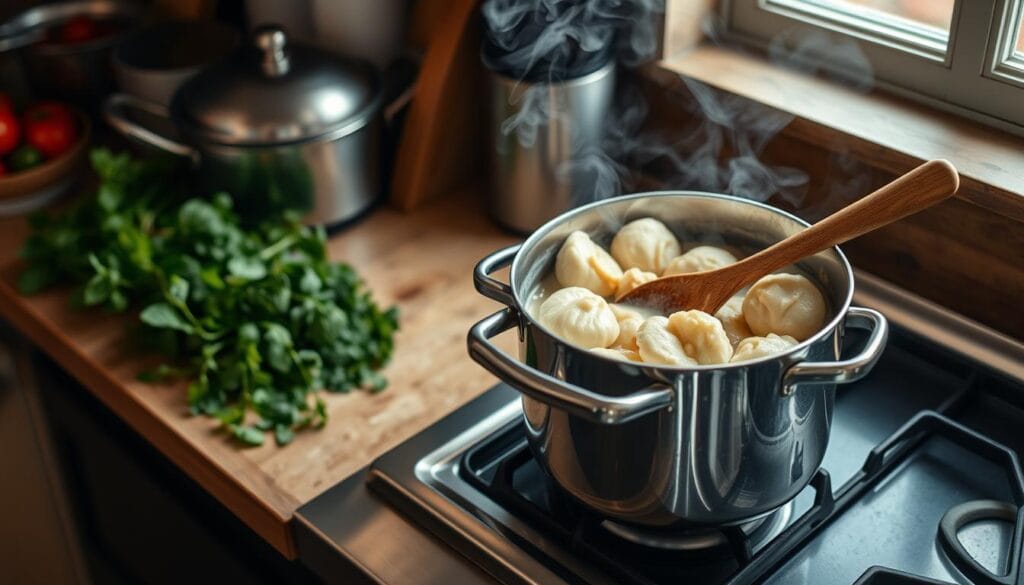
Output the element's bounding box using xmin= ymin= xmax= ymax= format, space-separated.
xmin=538 ymin=287 xmax=620 ymax=348
xmin=743 ymin=273 xmax=827 ymax=341
xmin=555 ymin=231 xmax=623 ymax=297
xmin=609 ymin=303 xmax=644 ymax=350
xmin=667 ymin=310 xmax=734 ymax=365
xmin=637 ymin=316 xmax=696 ymax=366
xmin=609 ymin=303 xmax=644 ymax=322
xmin=615 ymin=267 xmax=657 ymax=299
xmin=610 ymin=218 xmax=681 ymax=273
xmin=714 ymin=295 xmax=753 ymax=346
xmin=589 ymin=347 xmax=644 ymax=362
xmin=614 ymin=317 xmax=643 ymax=351
xmin=731 ymin=334 xmax=799 ymax=363
xmin=663 ymin=246 xmax=738 ymax=276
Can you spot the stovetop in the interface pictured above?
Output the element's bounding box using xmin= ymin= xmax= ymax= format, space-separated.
xmin=294 ymin=273 xmax=1024 ymax=585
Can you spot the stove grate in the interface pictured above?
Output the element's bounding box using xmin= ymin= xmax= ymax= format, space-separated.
xmin=460 ymin=410 xmax=1024 ymax=585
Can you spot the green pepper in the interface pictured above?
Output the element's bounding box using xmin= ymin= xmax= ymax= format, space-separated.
xmin=9 ymin=145 xmax=43 ymax=171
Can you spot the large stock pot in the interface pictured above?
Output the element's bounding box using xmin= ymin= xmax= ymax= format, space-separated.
xmin=104 ymin=25 xmax=381 ymax=228
xmin=467 ymin=192 xmax=889 ymax=528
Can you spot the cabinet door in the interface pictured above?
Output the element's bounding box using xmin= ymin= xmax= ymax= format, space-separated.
xmin=0 ymin=330 xmax=88 ymax=584
xmin=34 ymin=354 xmax=321 ymax=585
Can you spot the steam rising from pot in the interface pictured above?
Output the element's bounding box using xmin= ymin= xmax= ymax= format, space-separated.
xmin=615 ymin=24 xmax=876 ymax=207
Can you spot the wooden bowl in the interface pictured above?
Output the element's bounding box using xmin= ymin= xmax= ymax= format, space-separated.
xmin=0 ymin=112 xmax=91 ymax=203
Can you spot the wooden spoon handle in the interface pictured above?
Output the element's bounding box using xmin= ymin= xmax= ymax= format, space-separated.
xmin=740 ymin=159 xmax=959 ymax=280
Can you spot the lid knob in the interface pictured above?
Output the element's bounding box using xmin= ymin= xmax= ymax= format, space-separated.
xmin=254 ymin=25 xmax=289 ymax=77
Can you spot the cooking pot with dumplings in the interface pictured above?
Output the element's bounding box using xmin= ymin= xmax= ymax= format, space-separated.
xmin=468 ymin=192 xmax=889 ymax=528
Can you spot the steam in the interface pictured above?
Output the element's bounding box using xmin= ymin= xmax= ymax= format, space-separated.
xmin=482 ymin=0 xmax=664 ymax=81
xmin=653 ymin=77 xmax=809 ymax=205
xmin=499 ymin=84 xmax=552 ymax=149
xmin=483 ymin=1 xmax=877 ymax=215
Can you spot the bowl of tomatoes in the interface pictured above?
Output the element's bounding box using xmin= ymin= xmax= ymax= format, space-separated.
xmin=0 ymin=1 xmax=143 ymax=105
xmin=0 ymin=96 xmax=90 ymax=206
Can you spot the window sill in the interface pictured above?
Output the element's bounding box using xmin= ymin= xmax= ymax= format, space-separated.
xmin=652 ymin=45 xmax=1024 ymax=222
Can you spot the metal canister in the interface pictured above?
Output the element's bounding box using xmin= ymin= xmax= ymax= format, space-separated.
xmin=486 ymin=60 xmax=616 ymax=234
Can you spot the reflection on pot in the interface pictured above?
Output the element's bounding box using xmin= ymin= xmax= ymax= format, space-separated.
xmin=204 ymin=148 xmax=316 ymax=223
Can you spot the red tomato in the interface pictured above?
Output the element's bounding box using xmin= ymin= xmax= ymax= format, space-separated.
xmin=24 ymin=102 xmax=78 ymax=158
xmin=0 ymin=93 xmax=13 ymax=113
xmin=59 ymin=15 xmax=99 ymax=44
xmin=0 ymin=109 xmax=20 ymax=156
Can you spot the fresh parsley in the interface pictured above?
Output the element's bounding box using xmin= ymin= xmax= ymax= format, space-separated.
xmin=19 ymin=149 xmax=398 ymax=446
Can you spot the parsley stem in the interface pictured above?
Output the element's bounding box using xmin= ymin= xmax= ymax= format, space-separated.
xmin=259 ymin=234 xmax=298 ymax=261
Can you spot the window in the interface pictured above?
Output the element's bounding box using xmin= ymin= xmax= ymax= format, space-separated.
xmin=988 ymin=1 xmax=1024 ymax=86
xmin=723 ymin=0 xmax=1024 ymax=133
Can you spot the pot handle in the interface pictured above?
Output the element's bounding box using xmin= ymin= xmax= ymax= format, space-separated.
xmin=781 ymin=306 xmax=889 ymax=396
xmin=102 ymin=94 xmax=198 ymax=162
xmin=468 ymin=308 xmax=675 ymax=424
xmin=474 ymin=245 xmax=520 ymax=306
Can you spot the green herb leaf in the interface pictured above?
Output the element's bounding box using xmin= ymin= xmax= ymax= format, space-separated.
xmin=168 ymin=275 xmax=190 ymax=304
xmin=140 ymin=303 xmax=195 ymax=334
xmin=83 ymin=274 xmax=112 ymax=306
xmin=274 ymin=425 xmax=296 ymax=445
xmin=232 ymin=425 xmax=265 ymax=446
xmin=17 ymin=265 xmax=56 ymax=294
xmin=228 ymin=256 xmax=267 ymax=281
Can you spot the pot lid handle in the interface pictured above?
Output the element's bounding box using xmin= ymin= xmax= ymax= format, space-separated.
xmin=254 ymin=25 xmax=289 ymax=77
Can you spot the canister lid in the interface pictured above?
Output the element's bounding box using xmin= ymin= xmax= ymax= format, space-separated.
xmin=171 ymin=25 xmax=380 ymax=146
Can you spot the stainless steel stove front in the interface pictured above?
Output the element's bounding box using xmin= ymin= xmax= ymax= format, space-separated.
xmin=368 ymin=399 xmax=604 ymax=585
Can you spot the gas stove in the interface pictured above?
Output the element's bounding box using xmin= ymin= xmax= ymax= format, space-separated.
xmin=295 ymin=272 xmax=1024 ymax=585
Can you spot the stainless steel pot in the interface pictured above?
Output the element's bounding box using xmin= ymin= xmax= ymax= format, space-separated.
xmin=103 ymin=25 xmax=381 ymax=228
xmin=467 ymin=192 xmax=889 ymax=528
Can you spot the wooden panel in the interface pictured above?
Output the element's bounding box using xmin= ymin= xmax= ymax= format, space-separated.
xmin=843 ymin=218 xmax=1024 ymax=338
xmin=662 ymin=0 xmax=718 ymax=58
xmin=657 ymin=46 xmax=1024 ymax=222
xmin=391 ymin=0 xmax=484 ymax=210
xmin=0 ymin=189 xmax=519 ymax=557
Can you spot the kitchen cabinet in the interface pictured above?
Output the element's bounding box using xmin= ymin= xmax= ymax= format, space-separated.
xmin=31 ymin=351 xmax=322 ymax=584
xmin=0 ymin=328 xmax=87 ymax=584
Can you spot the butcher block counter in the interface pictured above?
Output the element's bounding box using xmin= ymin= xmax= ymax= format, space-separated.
xmin=0 ymin=189 xmax=520 ymax=558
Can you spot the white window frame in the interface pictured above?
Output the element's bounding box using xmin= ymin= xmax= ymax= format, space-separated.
xmin=722 ymin=0 xmax=1024 ymax=135
xmin=986 ymin=0 xmax=1024 ymax=87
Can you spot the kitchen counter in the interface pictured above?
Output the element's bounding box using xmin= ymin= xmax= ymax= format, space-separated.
xmin=0 ymin=189 xmax=520 ymax=558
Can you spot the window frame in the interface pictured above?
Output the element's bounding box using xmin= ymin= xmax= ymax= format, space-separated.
xmin=985 ymin=0 xmax=1024 ymax=88
xmin=722 ymin=0 xmax=1024 ymax=135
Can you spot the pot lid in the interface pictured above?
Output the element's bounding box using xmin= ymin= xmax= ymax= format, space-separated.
xmin=172 ymin=25 xmax=380 ymax=146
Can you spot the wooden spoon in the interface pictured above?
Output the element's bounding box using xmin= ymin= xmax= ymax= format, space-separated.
xmin=618 ymin=159 xmax=960 ymax=315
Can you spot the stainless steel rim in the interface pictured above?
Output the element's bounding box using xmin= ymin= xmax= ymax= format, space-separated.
xmin=490 ymin=59 xmax=616 ymax=90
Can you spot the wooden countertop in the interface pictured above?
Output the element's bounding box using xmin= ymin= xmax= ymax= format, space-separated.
xmin=0 ymin=189 xmax=520 ymax=558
